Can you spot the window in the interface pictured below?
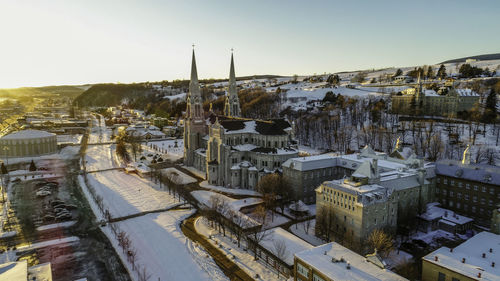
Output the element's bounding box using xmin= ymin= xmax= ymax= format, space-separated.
xmin=451 ymin=180 xmax=455 ymax=186
xmin=481 ymin=198 xmax=485 ymax=205
xmin=474 ymin=185 xmax=478 ymax=191
xmin=313 ymin=273 xmax=326 ymax=281
xmin=437 ymin=178 xmax=440 ymax=183
xmin=444 ymin=179 xmax=448 ymax=184
xmin=489 ymin=199 xmax=493 ymax=206
xmin=490 ymin=188 xmax=495 ymax=195
xmin=438 ymin=272 xmax=446 ymax=281
xmin=472 ymin=206 xmax=476 ymax=213
xmin=297 ymin=263 xmax=309 ymax=278
xmin=436 ymin=187 xmax=440 ymax=194
xmin=482 ymin=186 xmax=486 ymax=192
xmin=466 ymin=184 xmax=470 ymax=190
xmin=457 ymin=192 xmax=462 ymax=199
xmin=458 ymin=182 xmax=463 ymax=188
xmin=473 ymin=196 xmax=477 ymax=203
xmin=450 ymin=191 xmax=454 ymax=197
xmin=465 ymin=194 xmax=469 ymax=200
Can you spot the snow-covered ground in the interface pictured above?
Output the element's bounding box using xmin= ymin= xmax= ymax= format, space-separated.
xmin=102 ymin=210 xmax=226 ymax=281
xmin=199 ymin=181 xmax=260 ymax=196
xmin=195 ymin=217 xmax=288 ymax=281
xmin=56 ymin=134 xmax=82 ymax=145
xmin=161 ymin=167 xmax=197 ymax=185
xmin=289 ymin=219 xmax=324 ymax=246
xmin=36 ymin=221 xmax=77 ymax=231
xmin=85 ymin=170 xmax=180 ymax=218
xmin=17 ymin=236 xmax=80 ymax=252
xmin=85 ymin=144 xmax=122 ymax=171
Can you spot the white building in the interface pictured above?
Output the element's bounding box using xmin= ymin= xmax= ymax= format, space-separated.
xmin=422 ymin=232 xmax=499 ymax=281
xmin=0 ymin=129 xmax=57 ymax=158
xmin=294 ymin=242 xmax=407 ymax=281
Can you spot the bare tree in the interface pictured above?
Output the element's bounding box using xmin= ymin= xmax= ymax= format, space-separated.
xmin=366 ymin=229 xmax=394 ymax=258
xmin=272 ymin=239 xmax=289 ymax=263
xmin=247 ymin=227 xmax=270 ymax=261
xmin=137 ymin=265 xmax=152 ymax=281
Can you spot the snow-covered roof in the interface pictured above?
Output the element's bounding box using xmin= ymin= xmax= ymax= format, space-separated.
xmin=295 ymin=242 xmax=407 ymax=281
xmin=0 ymin=129 xmax=55 ymax=140
xmin=454 ymin=88 xmax=479 ymax=97
xmin=423 ymin=232 xmax=500 ymax=280
xmin=0 ymin=261 xmax=28 ymax=280
xmin=0 ymin=260 xmax=52 ymax=281
xmin=419 ymin=203 xmax=473 ymax=225
xmin=436 ymin=160 xmax=500 ymax=185
xmin=259 ymin=227 xmax=313 ymax=266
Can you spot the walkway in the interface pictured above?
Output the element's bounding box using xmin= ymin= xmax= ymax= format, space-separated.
xmin=181 ymin=214 xmax=254 ymax=281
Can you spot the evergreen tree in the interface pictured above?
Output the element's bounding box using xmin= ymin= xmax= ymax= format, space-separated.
xmin=437 ymin=64 xmax=447 ymax=80
xmin=482 ymin=90 xmax=498 ymax=123
xmin=426 ymin=65 xmax=435 ymax=79
xmin=29 ymin=160 xmax=37 ymax=172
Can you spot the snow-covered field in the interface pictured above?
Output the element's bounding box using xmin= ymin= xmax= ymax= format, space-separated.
xmin=102 ymin=210 xmax=226 ymax=281
xmin=85 ymin=144 xmax=121 ymax=171
xmin=86 ymin=170 xmax=180 ymax=218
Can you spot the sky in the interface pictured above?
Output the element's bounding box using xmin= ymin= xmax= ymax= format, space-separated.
xmin=0 ymin=0 xmax=499 ymax=88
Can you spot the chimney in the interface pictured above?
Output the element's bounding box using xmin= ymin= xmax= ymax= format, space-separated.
xmin=450 ymin=248 xmax=453 ymax=252
xmin=462 ymin=258 xmax=466 ymax=263
xmin=346 ymin=262 xmax=351 ymax=270
xmin=492 ymin=262 xmax=495 ymax=267
xmin=482 ymin=253 xmax=486 ymax=258
xmin=434 ymin=256 xmax=438 ymax=261
xmin=490 ymin=248 xmax=493 ymax=253
xmin=478 ymin=272 xmax=481 ymax=278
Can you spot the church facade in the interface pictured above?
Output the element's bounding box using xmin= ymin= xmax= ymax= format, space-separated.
xmin=183 ymin=50 xmax=298 ymax=190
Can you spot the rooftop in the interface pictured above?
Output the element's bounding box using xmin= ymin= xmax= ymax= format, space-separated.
xmin=423 ymin=232 xmax=500 ymax=280
xmin=0 ymin=129 xmax=55 ymax=140
xmin=295 ymin=242 xmax=407 ymax=281
xmin=435 ymin=160 xmax=500 ymax=185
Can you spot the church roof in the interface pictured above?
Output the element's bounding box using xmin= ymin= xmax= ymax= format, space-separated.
xmin=217 ymin=118 xmax=291 ymax=136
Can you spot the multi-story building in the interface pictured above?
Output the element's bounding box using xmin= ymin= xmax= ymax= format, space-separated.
xmin=294 ymin=242 xmax=407 ymax=281
xmin=283 ymin=144 xmax=435 ymax=205
xmin=184 ymin=49 xmax=298 ymax=190
xmin=422 ymin=231 xmax=499 ymax=281
xmin=315 ymin=156 xmax=430 ymax=245
xmin=391 ymin=77 xmax=479 ymax=117
xmin=434 ymin=151 xmax=500 ymax=226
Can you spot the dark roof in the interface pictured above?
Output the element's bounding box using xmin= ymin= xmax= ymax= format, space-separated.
xmin=251 ymin=147 xmax=277 ymax=154
xmin=435 ymin=160 xmax=500 ymax=185
xmin=255 ymin=119 xmax=291 ymax=135
xmin=220 ymin=119 xmax=246 ymax=131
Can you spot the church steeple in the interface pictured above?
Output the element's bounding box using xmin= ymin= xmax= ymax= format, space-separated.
xmin=186 ymin=47 xmax=203 ymax=121
xmin=189 ymin=48 xmax=200 ymax=97
xmin=224 ymin=50 xmax=241 ymax=117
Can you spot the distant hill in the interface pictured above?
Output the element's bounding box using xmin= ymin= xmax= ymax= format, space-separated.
xmin=439 ymin=53 xmax=500 ymax=64
xmin=73 ymin=83 xmax=154 ymax=107
xmin=0 ymin=85 xmax=85 ymax=98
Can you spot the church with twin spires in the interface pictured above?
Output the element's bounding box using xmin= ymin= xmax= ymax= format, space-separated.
xmin=183 ymin=49 xmax=298 ymax=190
